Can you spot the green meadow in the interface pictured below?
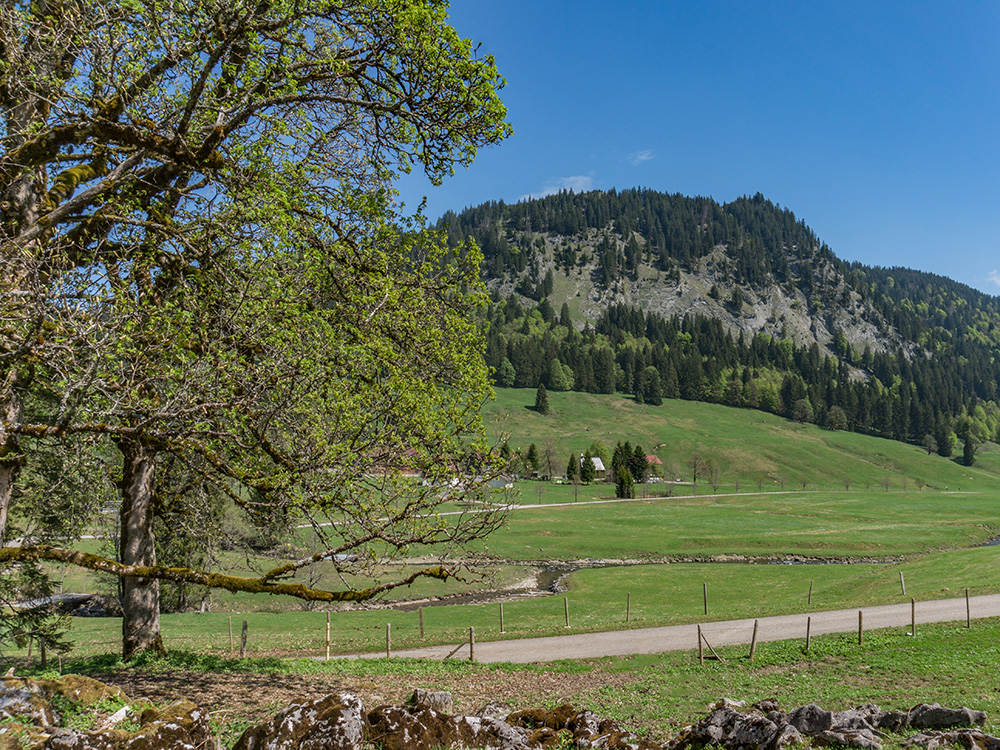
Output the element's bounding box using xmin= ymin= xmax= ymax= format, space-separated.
xmin=10 ymin=391 xmax=1000 ymax=750
xmin=11 ymin=389 xmax=1000 ymax=663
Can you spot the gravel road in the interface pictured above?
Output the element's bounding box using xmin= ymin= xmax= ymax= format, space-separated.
xmin=352 ymin=593 xmax=1000 ymax=663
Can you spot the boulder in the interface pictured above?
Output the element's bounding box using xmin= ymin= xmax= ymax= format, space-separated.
xmin=43 ymin=700 xmax=209 ymax=750
xmin=0 ymin=685 xmax=57 ymax=728
xmin=874 ymin=711 xmax=909 ymax=733
xmin=367 ymin=705 xmax=531 ymax=750
xmin=476 ymin=701 xmax=510 ymax=720
xmin=671 ymin=699 xmax=990 ymax=750
xmin=674 ymin=703 xmax=801 ymax=750
xmin=813 ymin=729 xmax=882 ymax=750
xmin=787 ymin=704 xmax=833 ymax=735
xmin=507 ymin=705 xmax=578 ymax=731
xmin=406 ymin=690 xmax=454 ymax=715
xmin=1 ymin=675 xmax=127 ymax=729
xmin=122 ymin=700 xmax=211 ymax=750
xmin=907 ymin=704 xmax=987 ymax=730
xmin=233 ymin=693 xmax=364 ymax=750
xmin=830 ymin=705 xmax=884 ymax=733
xmin=904 ymin=730 xmax=1000 ymax=750
xmin=1 ymin=677 xmax=209 ymax=750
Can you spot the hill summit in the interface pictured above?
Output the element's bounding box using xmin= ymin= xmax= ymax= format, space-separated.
xmin=441 ymin=188 xmax=997 ymax=359
xmin=438 ymin=187 xmax=1000 ymax=452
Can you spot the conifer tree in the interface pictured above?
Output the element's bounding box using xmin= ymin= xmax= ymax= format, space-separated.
xmin=580 ymin=451 xmax=596 ymax=484
xmin=535 ymin=383 xmax=550 ymax=414
xmin=963 ymin=434 xmax=978 ymax=467
xmin=526 ymin=443 xmax=540 ymax=473
xmin=559 ymin=303 xmax=572 ymax=327
xmin=615 ymin=467 xmax=634 ymax=499
xmin=629 ymin=445 xmax=648 ymax=483
xmin=640 ymin=367 xmax=663 ymax=406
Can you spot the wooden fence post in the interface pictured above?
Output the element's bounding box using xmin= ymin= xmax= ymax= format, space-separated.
xmin=911 ymin=598 xmax=916 ymax=636
xmin=749 ymin=619 xmax=759 ymax=661
xmin=626 ymin=592 xmax=631 ymax=623
xmin=857 ymin=611 xmax=863 ymax=646
xmin=808 ymin=580 xmax=813 ymax=605
xmin=806 ymin=617 xmax=811 ymax=652
xmin=240 ymin=619 xmax=248 ymax=658
xmin=228 ymin=616 xmax=233 ymax=655
xmin=697 ymin=624 xmax=703 ymax=666
xmin=500 ymin=603 xmax=505 ymax=634
xmin=564 ymin=597 xmax=570 ymax=628
xmin=419 ymin=607 xmax=424 ymax=640
xmin=703 ymin=582 xmax=708 ymax=615
xmin=325 ymin=611 xmax=331 ymax=661
xmin=899 ymin=571 xmax=906 ymax=596
xmin=966 ymin=588 xmax=971 ymax=628
xmin=386 ymin=623 xmax=391 ymax=658
xmin=469 ymin=626 xmax=475 ymax=662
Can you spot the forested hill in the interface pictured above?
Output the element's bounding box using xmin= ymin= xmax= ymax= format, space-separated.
xmin=438 ymin=187 xmax=1000 ymax=455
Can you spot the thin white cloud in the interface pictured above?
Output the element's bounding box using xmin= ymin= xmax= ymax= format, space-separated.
xmin=989 ymin=270 xmax=1000 ymax=288
xmin=628 ymin=149 xmax=655 ymax=166
xmin=520 ymin=174 xmax=595 ymax=201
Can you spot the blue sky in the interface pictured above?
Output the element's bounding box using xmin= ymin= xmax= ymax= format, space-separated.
xmin=397 ymin=1 xmax=1000 ymax=295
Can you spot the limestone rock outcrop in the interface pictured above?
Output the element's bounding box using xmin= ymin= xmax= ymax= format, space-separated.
xmin=672 ymin=699 xmax=993 ymax=750
xmin=232 ymin=693 xmax=364 ymax=750
xmin=3 ymin=674 xmax=997 ymax=750
xmin=0 ymin=678 xmax=207 ymax=750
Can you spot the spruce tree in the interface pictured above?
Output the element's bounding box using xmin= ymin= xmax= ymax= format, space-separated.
xmin=963 ymin=434 xmax=978 ymax=467
xmin=534 ymin=383 xmax=549 ymax=414
xmin=559 ymin=303 xmax=572 ymax=327
xmin=936 ymin=420 xmax=953 ymax=457
xmin=611 ymin=441 xmax=626 ymax=480
xmin=566 ymin=454 xmax=578 ymax=482
xmin=615 ymin=467 xmax=634 ymax=499
xmin=526 ymin=443 xmax=539 ymax=473
xmin=629 ymin=445 xmax=648 ymax=483
xmin=640 ymin=367 xmax=663 ymax=406
xmin=580 ymin=450 xmax=596 ymax=484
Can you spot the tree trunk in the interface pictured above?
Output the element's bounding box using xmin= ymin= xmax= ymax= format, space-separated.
xmin=0 ymin=369 xmax=25 ymax=549
xmin=118 ymin=438 xmax=165 ymax=660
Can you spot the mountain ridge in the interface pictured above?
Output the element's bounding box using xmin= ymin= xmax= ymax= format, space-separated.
xmin=438 ymin=187 xmax=1000 ymax=452
xmin=441 ymin=188 xmax=998 ymax=359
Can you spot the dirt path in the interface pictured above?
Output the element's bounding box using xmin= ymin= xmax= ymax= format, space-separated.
xmin=349 ymin=593 xmax=1000 ymax=663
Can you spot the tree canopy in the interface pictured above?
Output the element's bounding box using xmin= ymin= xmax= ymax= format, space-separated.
xmin=1 ymin=0 xmax=511 ymax=659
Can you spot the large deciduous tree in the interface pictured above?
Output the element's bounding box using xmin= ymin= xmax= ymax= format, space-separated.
xmin=1 ymin=0 xmax=510 ymax=659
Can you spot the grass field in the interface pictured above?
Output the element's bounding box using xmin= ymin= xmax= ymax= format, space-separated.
xmin=9 ymin=391 xmax=1000 ymax=661
xmin=33 ymin=543 xmax=1000 ymax=660
xmin=7 ymin=392 xmax=1000 ymax=749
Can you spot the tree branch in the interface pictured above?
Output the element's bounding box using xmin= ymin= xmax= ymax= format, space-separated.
xmin=0 ymin=545 xmax=455 ymax=602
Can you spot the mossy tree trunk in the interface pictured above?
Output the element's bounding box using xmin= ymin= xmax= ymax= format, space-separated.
xmin=0 ymin=369 xmax=27 ymax=549
xmin=117 ymin=437 xmax=165 ymax=660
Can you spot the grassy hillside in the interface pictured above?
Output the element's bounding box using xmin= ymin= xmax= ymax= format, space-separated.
xmin=485 ymin=388 xmax=1000 ymax=492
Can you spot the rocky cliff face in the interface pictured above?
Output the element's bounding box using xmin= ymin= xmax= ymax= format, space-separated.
xmin=486 ymin=235 xmax=898 ymax=361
